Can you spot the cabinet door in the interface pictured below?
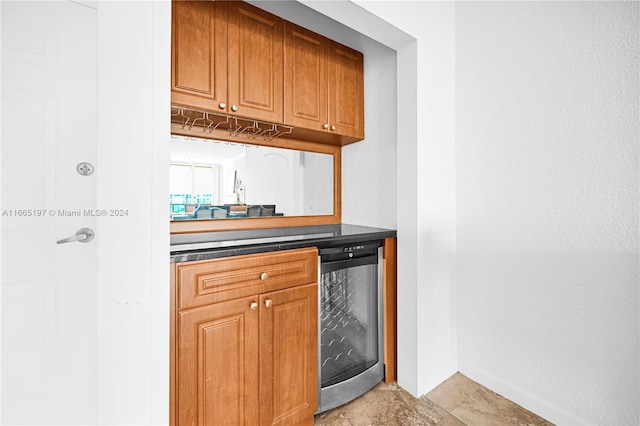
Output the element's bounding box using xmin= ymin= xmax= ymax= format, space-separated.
xmin=260 ymin=283 xmax=318 ymax=426
xmin=177 ymin=296 xmax=259 ymax=426
xmin=171 ymin=0 xmax=227 ymax=111
xmin=227 ymin=2 xmax=283 ymax=122
xmin=328 ymin=41 xmax=364 ymax=139
xmin=284 ymin=22 xmax=328 ymax=131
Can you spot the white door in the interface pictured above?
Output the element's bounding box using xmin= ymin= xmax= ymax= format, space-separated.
xmin=1 ymin=1 xmax=97 ymax=424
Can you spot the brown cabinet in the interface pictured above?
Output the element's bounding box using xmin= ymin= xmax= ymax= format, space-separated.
xmin=172 ymin=247 xmax=318 ymax=426
xmin=171 ymin=1 xmax=365 ymax=145
xmin=284 ymin=22 xmax=364 ymax=140
xmin=177 ymin=295 xmax=260 ymax=425
xmin=259 ymin=284 xmax=317 ymax=426
xmin=172 ymin=1 xmax=283 ymax=122
xmin=228 ymin=1 xmax=283 ymax=123
xmin=171 ymin=0 xmax=227 ymax=112
xmin=327 ymin=41 xmax=364 ymax=139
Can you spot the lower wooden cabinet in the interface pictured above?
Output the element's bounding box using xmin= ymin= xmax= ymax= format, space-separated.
xmin=177 ymin=295 xmax=260 ymax=425
xmin=259 ymin=284 xmax=317 ymax=426
xmin=172 ymin=248 xmax=318 ymax=426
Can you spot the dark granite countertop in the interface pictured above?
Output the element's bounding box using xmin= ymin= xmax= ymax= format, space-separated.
xmin=170 ymin=224 xmax=396 ymax=263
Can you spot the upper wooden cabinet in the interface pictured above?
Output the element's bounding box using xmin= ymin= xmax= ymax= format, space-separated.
xmin=171 ymin=0 xmax=365 ymax=145
xmin=171 ymin=0 xmax=227 ymax=111
xmin=172 ymin=1 xmax=283 ymax=122
xmin=283 ymin=23 xmax=328 ymax=133
xmin=327 ymin=41 xmax=364 ymax=139
xmin=284 ymin=22 xmax=364 ymax=140
xmin=227 ymin=2 xmax=283 ymax=123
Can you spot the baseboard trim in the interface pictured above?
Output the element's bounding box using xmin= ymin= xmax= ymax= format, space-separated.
xmin=458 ymin=361 xmax=591 ymax=425
xmin=417 ymin=356 xmax=459 ymax=397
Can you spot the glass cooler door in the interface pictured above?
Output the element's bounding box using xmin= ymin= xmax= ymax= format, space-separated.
xmin=319 ymin=256 xmax=379 ymax=388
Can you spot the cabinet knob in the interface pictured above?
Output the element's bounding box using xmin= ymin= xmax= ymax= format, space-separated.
xmin=265 ymin=299 xmax=272 ymax=308
xmin=330 ymin=125 xmax=336 ymax=131
xmin=218 ymin=102 xmax=226 ymax=109
xmin=322 ymin=123 xmax=329 ymax=129
xmin=260 ymin=272 xmax=269 ymax=281
xmin=231 ymin=104 xmax=238 ymax=112
xmin=250 ymin=301 xmax=258 ymax=310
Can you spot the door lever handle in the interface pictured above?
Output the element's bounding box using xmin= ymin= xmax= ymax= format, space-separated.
xmin=57 ymin=228 xmax=95 ymax=244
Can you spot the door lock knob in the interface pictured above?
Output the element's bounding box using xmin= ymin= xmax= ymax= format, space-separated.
xmin=76 ymin=162 xmax=94 ymax=176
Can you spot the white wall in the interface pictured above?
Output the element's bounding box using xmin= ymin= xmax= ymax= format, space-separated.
xmin=350 ymin=0 xmax=459 ymax=397
xmin=341 ymin=39 xmax=397 ymax=230
xmin=96 ymin=2 xmax=169 ymax=424
xmin=455 ymin=2 xmax=639 ymax=425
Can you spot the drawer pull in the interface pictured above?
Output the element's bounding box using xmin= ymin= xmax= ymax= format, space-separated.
xmin=265 ymin=299 xmax=273 ymax=308
xmin=250 ymin=301 xmax=258 ymax=310
xmin=260 ymin=272 xmax=269 ymax=281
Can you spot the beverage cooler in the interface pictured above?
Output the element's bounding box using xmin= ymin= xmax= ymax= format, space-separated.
xmin=317 ymin=240 xmax=384 ymax=413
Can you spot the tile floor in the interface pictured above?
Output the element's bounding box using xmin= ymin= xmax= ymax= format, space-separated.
xmin=314 ymin=372 xmax=554 ymax=426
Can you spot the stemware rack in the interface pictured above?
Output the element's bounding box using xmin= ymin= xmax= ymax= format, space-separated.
xmin=171 ymin=104 xmax=294 ymax=142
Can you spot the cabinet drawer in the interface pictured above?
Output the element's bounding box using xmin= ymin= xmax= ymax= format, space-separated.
xmin=177 ymin=247 xmax=318 ymax=310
